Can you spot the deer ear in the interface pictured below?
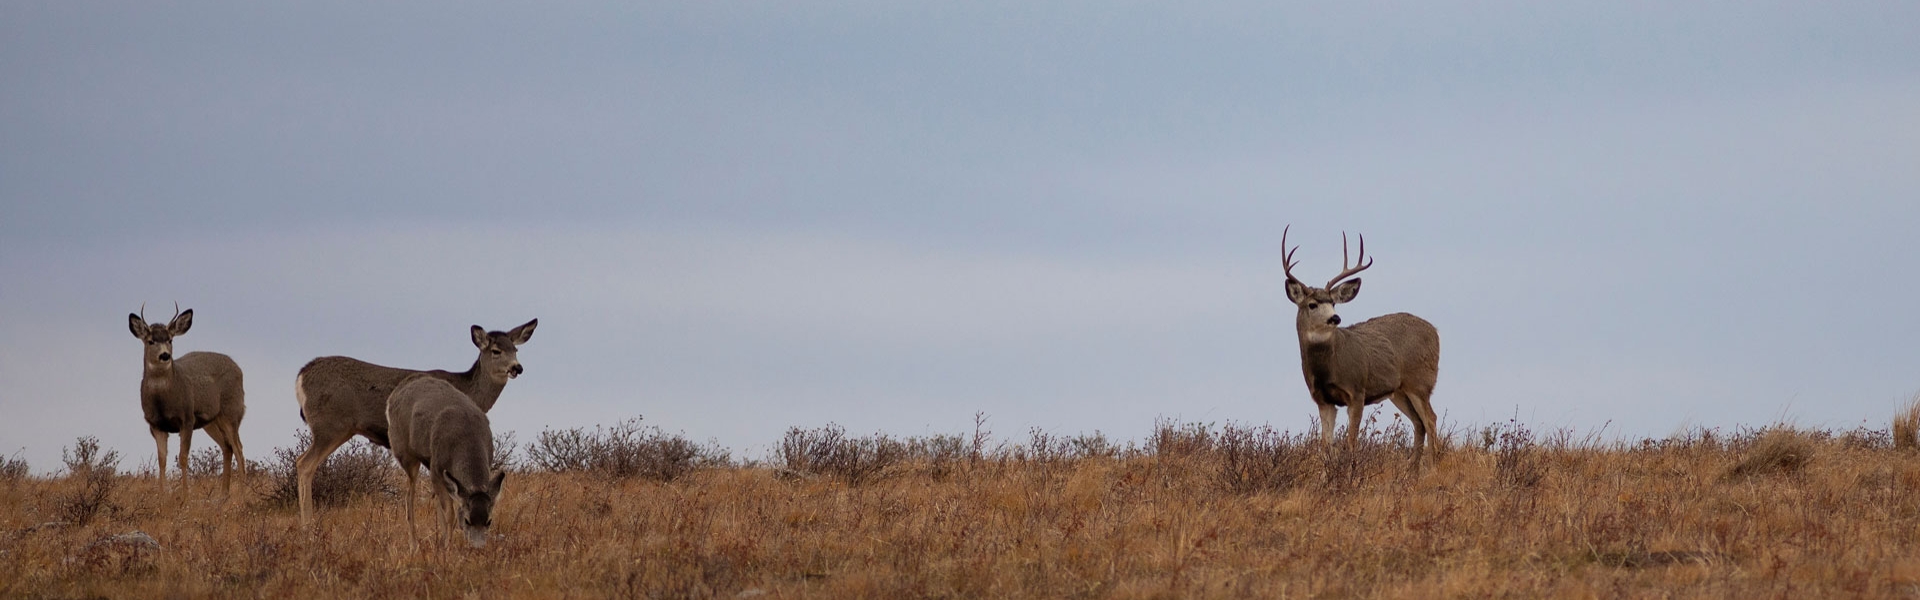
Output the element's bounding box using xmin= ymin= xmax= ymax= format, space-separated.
xmin=489 ymin=470 xmax=506 ymax=494
xmin=509 ymin=319 xmax=537 ymax=345
xmin=1284 ymin=280 xmax=1311 ymax=305
xmin=1329 ymin=279 xmax=1362 ymax=303
xmin=128 ymin=314 xmax=149 ymax=339
xmin=169 ymin=309 xmax=194 ymax=336
xmin=441 ymin=471 xmax=464 ymax=496
xmin=471 ymin=325 xmax=489 ymax=349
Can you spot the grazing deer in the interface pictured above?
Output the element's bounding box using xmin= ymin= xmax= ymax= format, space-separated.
xmin=127 ymin=304 xmax=247 ymax=494
xmin=387 ymin=375 xmax=505 ymax=549
xmin=1281 ymin=227 xmax=1441 ymax=465
xmin=293 ymin=319 xmax=535 ymax=526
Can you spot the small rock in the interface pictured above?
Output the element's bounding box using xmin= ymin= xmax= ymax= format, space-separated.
xmin=102 ymin=530 xmax=161 ymax=550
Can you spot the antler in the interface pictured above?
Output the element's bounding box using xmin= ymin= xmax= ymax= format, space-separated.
xmin=171 ymin=301 xmax=181 ymax=323
xmin=139 ymin=302 xmax=147 ymax=324
xmin=1325 ymin=231 xmax=1373 ymax=288
xmin=1280 ymin=225 xmax=1302 ymax=282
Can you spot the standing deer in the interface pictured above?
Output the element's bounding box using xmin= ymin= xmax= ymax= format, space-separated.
xmin=1281 ymin=227 xmax=1441 ymax=465
xmin=127 ymin=304 xmax=247 ymax=494
xmin=387 ymin=374 xmax=506 ymax=549
xmin=293 ymin=319 xmax=535 ymax=526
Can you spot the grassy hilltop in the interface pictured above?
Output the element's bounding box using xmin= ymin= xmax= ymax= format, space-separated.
xmin=4 ymin=414 xmax=1920 ymax=599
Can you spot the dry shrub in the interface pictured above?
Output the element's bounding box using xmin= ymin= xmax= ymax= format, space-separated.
xmin=55 ymin=437 xmax=121 ymax=526
xmin=1307 ymin=413 xmax=1407 ymax=495
xmin=493 ymin=431 xmax=522 ymax=473
xmin=778 ymin=424 xmax=904 ymax=485
xmin=1148 ymin=419 xmax=1216 ymax=459
xmin=902 ymin=433 xmax=969 ymax=480
xmin=185 ymin=446 xmax=262 ymax=478
xmin=1895 ymin=393 xmax=1920 ymax=451
xmin=1008 ymin=429 xmax=1123 ymax=463
xmin=62 ymin=436 xmax=120 ymax=477
xmin=1490 ymin=419 xmax=1547 ymax=490
xmin=0 ymin=451 xmax=27 ymax=482
xmin=1726 ymin=429 xmax=1814 ymax=480
xmin=257 ymin=431 xmax=397 ymax=509
xmin=1215 ymin=424 xmax=1310 ymax=494
xmin=527 ymin=418 xmax=726 ymax=481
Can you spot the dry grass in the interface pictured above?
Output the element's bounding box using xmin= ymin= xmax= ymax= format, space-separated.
xmin=5 ymin=420 xmax=1920 ymax=598
xmin=1896 ymin=393 xmax=1920 ymax=451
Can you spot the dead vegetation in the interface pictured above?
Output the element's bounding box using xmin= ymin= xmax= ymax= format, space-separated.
xmin=256 ymin=431 xmax=398 ymax=509
xmin=6 ymin=418 xmax=1920 ymax=598
xmin=1896 ymin=393 xmax=1920 ymax=451
xmin=526 ymin=418 xmax=726 ymax=481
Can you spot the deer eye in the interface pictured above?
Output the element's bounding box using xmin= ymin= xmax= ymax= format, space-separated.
xmin=490 ymin=349 xmax=503 ymax=356
xmin=1307 ymin=303 xmax=1319 ymax=309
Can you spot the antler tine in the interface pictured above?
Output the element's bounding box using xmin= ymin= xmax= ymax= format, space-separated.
xmin=1325 ymin=231 xmax=1374 ymax=288
xmin=1280 ymin=225 xmax=1301 ymax=282
xmin=139 ymin=302 xmax=146 ymax=323
xmin=172 ymin=301 xmax=181 ymax=322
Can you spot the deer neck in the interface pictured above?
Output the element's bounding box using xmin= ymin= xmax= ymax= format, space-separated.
xmin=454 ymin=359 xmax=510 ymax=412
xmin=140 ymin=363 xmax=174 ymax=422
xmin=141 ymin=360 xmax=174 ymax=394
xmin=1297 ymin=322 xmax=1345 ymax=348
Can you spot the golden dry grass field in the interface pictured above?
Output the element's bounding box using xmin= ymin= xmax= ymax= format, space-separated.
xmin=5 ymin=417 xmax=1920 ymax=599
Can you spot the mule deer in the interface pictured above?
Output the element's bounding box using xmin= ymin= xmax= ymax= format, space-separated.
xmin=387 ymin=375 xmax=505 ymax=549
xmin=127 ymin=304 xmax=247 ymax=494
xmin=1281 ymin=227 xmax=1441 ymax=464
xmin=294 ymin=319 xmax=534 ymax=526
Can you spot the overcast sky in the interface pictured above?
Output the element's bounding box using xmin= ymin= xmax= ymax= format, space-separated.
xmin=4 ymin=1 xmax=1918 ymax=472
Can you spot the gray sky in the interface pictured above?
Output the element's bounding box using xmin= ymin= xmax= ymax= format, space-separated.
xmin=4 ymin=1 xmax=1918 ymax=471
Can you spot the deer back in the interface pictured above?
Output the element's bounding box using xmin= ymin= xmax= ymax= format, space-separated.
xmin=386 ymin=376 xmax=493 ymax=490
xmin=173 ymin=351 xmax=245 ymax=419
xmin=1304 ymin=313 xmax=1439 ymax=401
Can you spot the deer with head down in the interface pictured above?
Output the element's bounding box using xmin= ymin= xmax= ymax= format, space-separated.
xmin=127 ymin=304 xmax=247 ymax=494
xmin=1281 ymin=227 xmax=1441 ymax=465
xmin=293 ymin=319 xmax=535 ymax=526
xmin=387 ymin=374 xmax=505 ymax=549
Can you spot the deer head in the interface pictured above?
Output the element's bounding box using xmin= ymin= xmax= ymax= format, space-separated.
xmin=1280 ymin=226 xmax=1372 ymax=344
xmin=442 ymin=469 xmax=506 ymax=547
xmin=470 ymin=319 xmax=537 ymax=383
xmin=127 ymin=303 xmax=194 ymax=373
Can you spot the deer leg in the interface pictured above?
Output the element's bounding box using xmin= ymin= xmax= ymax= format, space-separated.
xmin=295 ymin=430 xmax=353 ymax=528
xmin=1318 ymin=403 xmax=1338 ymax=444
xmin=151 ymin=427 xmax=170 ymax=490
xmin=224 ymin=419 xmax=247 ymax=477
xmin=177 ymin=427 xmax=194 ymax=497
xmin=1345 ymin=401 xmax=1365 ymax=448
xmin=205 ymin=421 xmax=236 ymax=497
xmin=1390 ymin=395 xmax=1426 ymax=467
xmin=434 ymin=481 xmax=454 ymax=549
xmin=401 ymin=462 xmax=419 ymax=553
xmin=1410 ymin=391 xmax=1440 ymax=460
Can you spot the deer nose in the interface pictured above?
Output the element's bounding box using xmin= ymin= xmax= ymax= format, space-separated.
xmin=1327 ymin=315 xmax=1342 ymax=326
xmin=157 ymin=352 xmax=172 ymax=362
xmin=508 ymin=364 xmax=523 ymax=378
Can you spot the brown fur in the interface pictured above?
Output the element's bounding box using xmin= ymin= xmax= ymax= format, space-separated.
xmin=387 ymin=375 xmax=504 ymax=549
xmin=127 ymin=308 xmax=246 ymax=495
xmin=293 ymin=319 xmax=533 ymax=526
xmin=1282 ymin=229 xmax=1442 ymax=465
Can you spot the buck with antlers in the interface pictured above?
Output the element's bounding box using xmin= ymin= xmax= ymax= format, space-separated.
xmin=1281 ymin=227 xmax=1441 ymax=465
xmin=127 ymin=304 xmax=247 ymax=494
